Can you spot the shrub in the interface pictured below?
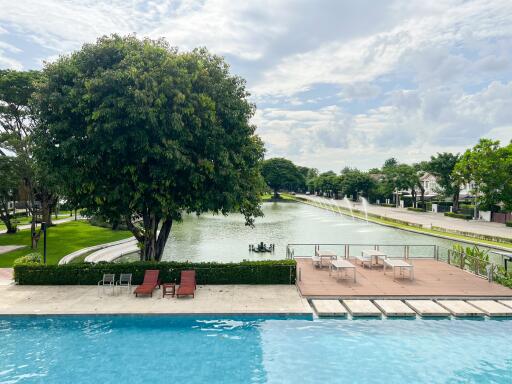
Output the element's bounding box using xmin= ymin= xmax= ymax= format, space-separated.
xmin=13 ymin=252 xmax=41 ymax=266
xmin=407 ymin=207 xmax=426 ymax=212
xmin=444 ymin=212 xmax=472 ymax=220
xmin=380 ymin=203 xmax=395 ymax=208
xmin=13 ymin=260 xmax=297 ymax=285
xmin=506 ymin=221 xmax=512 ymax=227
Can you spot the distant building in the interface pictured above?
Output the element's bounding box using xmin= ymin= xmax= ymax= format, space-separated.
xmin=419 ymin=173 xmax=440 ymax=197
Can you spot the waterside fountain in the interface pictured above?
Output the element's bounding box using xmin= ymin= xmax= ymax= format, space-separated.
xmin=342 ymin=197 xmax=355 ymax=220
xmin=360 ymin=197 xmax=370 ymax=223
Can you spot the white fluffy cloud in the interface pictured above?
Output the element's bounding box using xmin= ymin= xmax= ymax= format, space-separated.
xmin=0 ymin=0 xmax=511 ymax=170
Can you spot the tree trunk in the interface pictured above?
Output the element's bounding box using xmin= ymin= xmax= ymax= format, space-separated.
xmin=273 ymin=188 xmax=279 ymax=198
xmin=30 ymin=215 xmax=37 ymax=249
xmin=411 ymin=188 xmax=417 ymax=207
xmin=155 ymin=218 xmax=172 ymax=261
xmin=0 ymin=201 xmax=17 ymax=234
xmin=126 ymin=214 xmax=173 ymax=262
xmin=40 ymin=192 xmax=55 ymax=226
xmin=452 ymin=185 xmax=460 ymax=212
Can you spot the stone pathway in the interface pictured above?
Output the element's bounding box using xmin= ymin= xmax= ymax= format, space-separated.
xmin=0 ymin=268 xmax=14 ymax=286
xmin=0 ymin=245 xmax=26 ymax=255
xmin=0 ymin=216 xmax=82 ymax=235
xmin=0 ymin=285 xmax=312 ymax=315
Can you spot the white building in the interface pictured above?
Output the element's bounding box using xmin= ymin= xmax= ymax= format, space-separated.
xmin=418 ymin=172 xmax=475 ymax=199
xmin=419 ymin=173 xmax=440 ymax=197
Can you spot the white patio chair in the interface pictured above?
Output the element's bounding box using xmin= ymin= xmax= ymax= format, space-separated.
xmin=116 ymin=273 xmax=132 ymax=294
xmin=97 ymin=273 xmax=115 ymax=296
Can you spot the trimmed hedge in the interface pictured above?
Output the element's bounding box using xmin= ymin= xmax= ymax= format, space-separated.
xmin=407 ymin=207 xmax=426 ymax=212
xmin=444 ymin=212 xmax=472 ymax=220
xmin=13 ymin=260 xmax=296 ymax=285
xmin=506 ymin=221 xmax=512 ymax=227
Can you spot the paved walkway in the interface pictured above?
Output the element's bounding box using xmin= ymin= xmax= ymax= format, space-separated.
xmin=297 ymin=258 xmax=512 ymax=298
xmin=302 ymin=195 xmax=512 ymax=241
xmin=0 ymin=245 xmax=25 ymax=255
xmin=59 ymin=237 xmax=136 ymax=264
xmin=0 ymin=285 xmax=311 ymax=315
xmin=0 ymin=268 xmax=13 ymax=286
xmin=0 ymin=216 xmax=81 ymax=235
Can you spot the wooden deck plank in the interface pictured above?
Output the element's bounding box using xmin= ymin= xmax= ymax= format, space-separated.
xmin=311 ymin=300 xmax=347 ymax=317
xmin=467 ymin=300 xmax=512 ymax=316
xmin=498 ymin=300 xmax=512 ymax=309
xmin=296 ymin=258 xmax=512 ymax=297
xmin=404 ymin=300 xmax=451 ymax=317
xmin=437 ymin=300 xmax=485 ymax=317
xmin=342 ymin=300 xmax=382 ymax=317
xmin=373 ymin=300 xmax=416 ymax=317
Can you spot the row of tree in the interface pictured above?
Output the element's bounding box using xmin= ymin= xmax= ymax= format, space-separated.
xmin=260 ymin=138 xmax=512 ymax=213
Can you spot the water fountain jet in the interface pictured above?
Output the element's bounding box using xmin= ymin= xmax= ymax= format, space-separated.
xmin=342 ymin=197 xmax=355 ymax=220
xmin=361 ymin=197 xmax=369 ymax=223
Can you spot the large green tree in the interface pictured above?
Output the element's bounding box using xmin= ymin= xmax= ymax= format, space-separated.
xmin=383 ymin=163 xmax=417 ymax=207
xmin=453 ymin=139 xmax=512 ymax=211
xmin=427 ymin=152 xmax=461 ymax=210
xmin=34 ymin=35 xmax=265 ymax=261
xmin=339 ymin=168 xmax=374 ymax=201
xmin=260 ymin=158 xmax=304 ymax=197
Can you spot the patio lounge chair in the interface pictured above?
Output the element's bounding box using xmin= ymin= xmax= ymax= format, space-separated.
xmin=177 ymin=270 xmax=196 ymax=298
xmin=134 ymin=270 xmax=160 ymax=297
xmin=116 ymin=273 xmax=132 ymax=294
xmin=97 ymin=273 xmax=115 ymax=295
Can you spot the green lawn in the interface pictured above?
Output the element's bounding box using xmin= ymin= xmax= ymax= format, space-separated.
xmin=0 ymin=221 xmax=132 ymax=267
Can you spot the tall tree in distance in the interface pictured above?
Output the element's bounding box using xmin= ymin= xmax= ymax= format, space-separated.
xmin=35 ymin=35 xmax=265 ymax=261
xmin=427 ymin=152 xmax=461 ymax=210
xmin=453 ymin=139 xmax=512 ymax=212
xmin=260 ymin=158 xmax=304 ymax=197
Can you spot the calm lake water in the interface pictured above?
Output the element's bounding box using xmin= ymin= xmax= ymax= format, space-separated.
xmin=161 ymin=202 xmax=457 ymax=262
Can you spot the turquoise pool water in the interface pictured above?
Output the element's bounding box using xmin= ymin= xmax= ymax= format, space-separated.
xmin=1 ymin=316 xmax=511 ymax=383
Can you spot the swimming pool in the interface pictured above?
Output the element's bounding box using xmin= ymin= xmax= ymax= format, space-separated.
xmin=1 ymin=316 xmax=511 ymax=383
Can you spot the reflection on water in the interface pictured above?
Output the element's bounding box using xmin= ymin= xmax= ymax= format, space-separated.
xmin=161 ymin=202 xmax=455 ymax=262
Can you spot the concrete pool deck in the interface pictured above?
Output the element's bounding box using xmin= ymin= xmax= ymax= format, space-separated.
xmin=297 ymin=258 xmax=512 ymax=298
xmin=0 ymin=285 xmax=312 ymax=316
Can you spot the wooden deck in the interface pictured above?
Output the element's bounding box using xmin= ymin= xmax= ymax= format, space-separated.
xmin=296 ymin=258 xmax=512 ymax=298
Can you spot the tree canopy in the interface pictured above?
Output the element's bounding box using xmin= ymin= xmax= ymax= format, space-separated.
xmin=34 ymin=35 xmax=265 ymax=261
xmin=260 ymin=157 xmax=305 ymax=196
xmin=454 ymin=139 xmax=512 ymax=211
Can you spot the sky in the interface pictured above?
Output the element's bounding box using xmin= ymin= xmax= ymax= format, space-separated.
xmin=0 ymin=0 xmax=511 ymax=171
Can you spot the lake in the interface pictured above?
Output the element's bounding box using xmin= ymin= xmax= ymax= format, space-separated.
xmin=160 ymin=202 xmax=458 ymax=262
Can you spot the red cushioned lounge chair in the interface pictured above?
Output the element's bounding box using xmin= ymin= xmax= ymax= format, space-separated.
xmin=177 ymin=270 xmax=196 ymax=298
xmin=134 ymin=269 xmax=160 ymax=297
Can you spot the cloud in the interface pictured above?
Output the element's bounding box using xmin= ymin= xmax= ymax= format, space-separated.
xmin=1 ymin=0 xmax=511 ymax=170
